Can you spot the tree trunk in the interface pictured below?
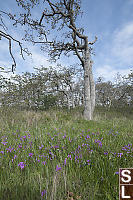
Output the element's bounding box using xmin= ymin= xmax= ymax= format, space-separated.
xmin=72 ymin=96 xmax=75 ymax=108
xmin=71 ymin=89 xmax=75 ymax=109
xmin=89 ymin=60 xmax=95 ymax=118
xmin=67 ymin=94 xmax=70 ymax=110
xmin=83 ymin=47 xmax=95 ymax=120
xmin=83 ymin=49 xmax=92 ymax=120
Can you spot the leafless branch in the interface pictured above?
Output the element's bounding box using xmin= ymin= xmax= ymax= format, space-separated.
xmin=0 ymin=30 xmax=25 ymax=72
xmin=88 ymin=36 xmax=98 ymax=45
xmin=39 ymin=0 xmax=70 ymax=26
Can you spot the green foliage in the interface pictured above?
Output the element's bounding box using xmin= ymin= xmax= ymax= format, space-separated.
xmin=0 ymin=68 xmax=133 ymax=111
xmin=35 ymin=94 xmax=57 ymax=110
xmin=96 ymin=71 xmax=133 ymax=108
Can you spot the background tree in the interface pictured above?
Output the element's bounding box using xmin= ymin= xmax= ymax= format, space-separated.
xmin=95 ymin=71 xmax=133 ymax=108
xmin=126 ymin=70 xmax=133 ymax=106
xmin=113 ymin=72 xmax=133 ymax=107
xmin=95 ymin=77 xmax=113 ymax=107
xmin=49 ymin=65 xmax=82 ymax=109
xmin=0 ymin=65 xmax=132 ymax=112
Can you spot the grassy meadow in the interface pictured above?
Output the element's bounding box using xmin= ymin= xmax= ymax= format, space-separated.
xmin=0 ymin=106 xmax=133 ymax=200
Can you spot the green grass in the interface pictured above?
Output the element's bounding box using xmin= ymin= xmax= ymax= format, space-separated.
xmin=0 ymin=106 xmax=133 ymax=200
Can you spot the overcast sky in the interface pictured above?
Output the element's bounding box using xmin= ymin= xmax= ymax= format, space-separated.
xmin=0 ymin=0 xmax=133 ymax=81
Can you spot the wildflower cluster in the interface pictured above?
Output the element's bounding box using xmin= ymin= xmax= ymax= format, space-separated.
xmin=0 ymin=127 xmax=132 ymax=198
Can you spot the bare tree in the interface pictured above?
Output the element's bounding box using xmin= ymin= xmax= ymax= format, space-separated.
xmin=1 ymin=0 xmax=97 ymax=120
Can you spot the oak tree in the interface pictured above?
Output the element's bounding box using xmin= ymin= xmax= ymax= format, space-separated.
xmin=1 ymin=0 xmax=97 ymax=120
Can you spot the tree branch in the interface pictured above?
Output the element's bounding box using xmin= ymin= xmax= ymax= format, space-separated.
xmin=39 ymin=0 xmax=70 ymax=26
xmin=88 ymin=36 xmax=98 ymax=45
xmin=0 ymin=30 xmax=25 ymax=72
xmin=69 ymin=24 xmax=87 ymax=40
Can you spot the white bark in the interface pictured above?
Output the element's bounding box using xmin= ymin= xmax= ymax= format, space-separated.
xmin=89 ymin=60 xmax=95 ymax=117
xmin=83 ymin=48 xmax=92 ymax=120
xmin=83 ymin=42 xmax=95 ymax=120
xmin=67 ymin=94 xmax=70 ymax=110
xmin=72 ymin=94 xmax=75 ymax=108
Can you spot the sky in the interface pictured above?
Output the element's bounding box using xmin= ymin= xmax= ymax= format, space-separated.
xmin=0 ymin=0 xmax=133 ymax=81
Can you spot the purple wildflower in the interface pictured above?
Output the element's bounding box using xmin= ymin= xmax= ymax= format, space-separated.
xmin=7 ymin=147 xmax=14 ymax=153
xmin=1 ymin=141 xmax=8 ymax=145
xmin=18 ymin=144 xmax=22 ymax=149
xmin=122 ymin=147 xmax=126 ymax=151
xmin=64 ymin=158 xmax=67 ymax=165
xmin=41 ymin=189 xmax=46 ymax=197
xmin=86 ymin=135 xmax=90 ymax=139
xmin=39 ymin=145 xmax=44 ymax=150
xmin=95 ymin=139 xmax=102 ymax=147
xmin=18 ymin=162 xmax=26 ymax=169
xmin=68 ymin=154 xmax=72 ymax=160
xmin=56 ymin=165 xmax=61 ymax=171
xmin=36 ymin=158 xmax=40 ymax=162
xmin=117 ymin=153 xmax=123 ymax=157
xmin=87 ymin=160 xmax=90 ymax=165
xmin=63 ymin=134 xmax=66 ymax=139
xmin=0 ymin=151 xmax=4 ymax=154
xmin=75 ymin=156 xmax=78 ymax=161
xmin=79 ymin=154 xmax=82 ymax=159
xmin=42 ymin=161 xmax=46 ymax=165
xmin=29 ymin=153 xmax=33 ymax=157
xmin=29 ymin=141 xmax=32 ymax=145
xmin=54 ymin=145 xmax=59 ymax=149
xmin=69 ymin=137 xmax=72 ymax=143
